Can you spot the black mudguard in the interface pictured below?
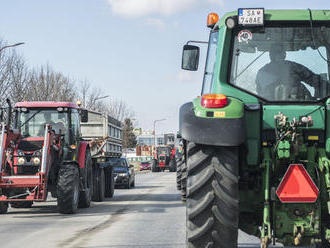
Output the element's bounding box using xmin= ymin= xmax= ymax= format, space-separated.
xmin=179 ymin=102 xmax=245 ymax=146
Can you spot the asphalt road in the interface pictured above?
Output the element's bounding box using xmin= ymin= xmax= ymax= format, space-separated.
xmin=0 ymin=172 xmax=273 ymax=248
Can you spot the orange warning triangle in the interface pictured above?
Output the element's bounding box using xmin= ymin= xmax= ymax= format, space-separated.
xmin=276 ymin=164 xmax=319 ymax=203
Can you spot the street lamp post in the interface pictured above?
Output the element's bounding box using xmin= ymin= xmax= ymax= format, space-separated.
xmin=94 ymin=95 xmax=110 ymax=101
xmin=153 ymin=119 xmax=166 ymax=148
xmin=0 ymin=42 xmax=25 ymax=53
xmin=90 ymin=95 xmax=110 ymax=108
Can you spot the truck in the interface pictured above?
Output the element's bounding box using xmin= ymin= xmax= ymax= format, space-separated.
xmin=152 ymin=133 xmax=176 ymax=172
xmin=179 ymin=9 xmax=330 ymax=247
xmin=80 ymin=109 xmax=123 ymax=202
xmin=0 ymin=100 xmax=93 ymax=214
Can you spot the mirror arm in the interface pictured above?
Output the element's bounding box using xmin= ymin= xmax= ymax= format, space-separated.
xmin=186 ymin=40 xmax=208 ymax=45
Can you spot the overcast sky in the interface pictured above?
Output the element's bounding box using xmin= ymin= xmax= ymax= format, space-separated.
xmin=0 ymin=0 xmax=328 ymax=133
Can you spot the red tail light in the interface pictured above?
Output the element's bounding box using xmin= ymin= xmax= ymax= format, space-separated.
xmin=276 ymin=164 xmax=319 ymax=203
xmin=201 ymin=94 xmax=227 ymax=108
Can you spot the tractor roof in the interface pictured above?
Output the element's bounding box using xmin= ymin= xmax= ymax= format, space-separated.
xmin=15 ymin=101 xmax=79 ymax=109
xmin=219 ymin=9 xmax=330 ymax=27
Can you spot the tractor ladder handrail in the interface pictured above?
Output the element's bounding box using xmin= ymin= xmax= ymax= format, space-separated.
xmin=40 ymin=124 xmax=50 ymax=174
xmin=0 ymin=123 xmax=6 ymax=176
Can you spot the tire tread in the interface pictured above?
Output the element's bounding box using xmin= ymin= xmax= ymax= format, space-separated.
xmin=186 ymin=142 xmax=239 ymax=248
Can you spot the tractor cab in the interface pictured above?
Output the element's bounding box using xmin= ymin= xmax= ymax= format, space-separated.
xmin=15 ymin=102 xmax=81 ymax=141
xmin=14 ymin=102 xmax=86 ymax=162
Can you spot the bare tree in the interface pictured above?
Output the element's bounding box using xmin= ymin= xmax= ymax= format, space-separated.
xmin=0 ymin=39 xmax=76 ymax=104
xmin=8 ymin=52 xmax=30 ymax=103
xmin=105 ymin=98 xmax=135 ymax=122
xmin=0 ymin=38 xmax=135 ymax=125
xmin=76 ymin=80 xmax=135 ymax=121
xmin=25 ymin=65 xmax=76 ymax=101
xmin=0 ymin=40 xmax=18 ymax=105
xmin=80 ymin=80 xmax=90 ymax=107
xmin=77 ymin=80 xmax=106 ymax=111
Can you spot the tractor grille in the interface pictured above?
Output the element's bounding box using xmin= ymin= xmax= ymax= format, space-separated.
xmin=18 ymin=140 xmax=43 ymax=151
xmin=17 ymin=165 xmax=39 ymax=175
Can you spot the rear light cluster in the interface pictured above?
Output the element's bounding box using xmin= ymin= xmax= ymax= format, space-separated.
xmin=201 ymin=94 xmax=227 ymax=108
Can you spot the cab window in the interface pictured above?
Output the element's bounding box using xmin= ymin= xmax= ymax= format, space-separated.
xmin=202 ymin=31 xmax=219 ymax=94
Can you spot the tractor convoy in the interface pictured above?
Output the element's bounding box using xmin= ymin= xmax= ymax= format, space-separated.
xmin=179 ymin=8 xmax=330 ymax=248
xmin=1 ymin=7 xmax=330 ymax=248
xmin=0 ymin=100 xmax=122 ymax=214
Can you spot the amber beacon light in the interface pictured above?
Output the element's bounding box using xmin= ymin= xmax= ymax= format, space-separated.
xmin=207 ymin=13 xmax=219 ymax=28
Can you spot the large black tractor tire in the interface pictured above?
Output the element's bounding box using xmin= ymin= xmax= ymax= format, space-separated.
xmin=11 ymin=201 xmax=33 ymax=208
xmin=125 ymin=178 xmax=131 ymax=189
xmin=169 ymin=159 xmax=177 ymax=172
xmin=181 ymin=154 xmax=187 ymax=202
xmin=0 ymin=202 xmax=8 ymax=214
xmin=176 ymin=158 xmax=183 ymax=190
xmin=104 ymin=169 xmax=115 ymax=198
xmin=57 ymin=164 xmax=80 ymax=214
xmin=78 ymin=150 xmax=93 ymax=208
xmin=92 ymin=167 xmax=105 ymax=202
xmin=186 ymin=142 xmax=239 ymax=248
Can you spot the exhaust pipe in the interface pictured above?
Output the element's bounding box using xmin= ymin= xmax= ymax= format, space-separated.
xmin=6 ymin=98 xmax=11 ymax=127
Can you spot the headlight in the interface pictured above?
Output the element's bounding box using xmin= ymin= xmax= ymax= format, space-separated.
xmin=225 ymin=17 xmax=236 ymax=29
xmin=97 ymin=158 xmax=106 ymax=163
xmin=17 ymin=157 xmax=25 ymax=165
xmin=31 ymin=157 xmax=41 ymax=165
xmin=119 ymin=173 xmax=127 ymax=177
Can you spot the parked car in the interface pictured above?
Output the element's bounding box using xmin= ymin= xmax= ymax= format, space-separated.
xmin=140 ymin=161 xmax=151 ymax=171
xmin=108 ymin=157 xmax=135 ymax=189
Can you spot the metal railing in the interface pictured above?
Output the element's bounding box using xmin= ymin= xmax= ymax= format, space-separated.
xmin=0 ymin=123 xmax=6 ymax=175
xmin=40 ymin=125 xmax=49 ymax=174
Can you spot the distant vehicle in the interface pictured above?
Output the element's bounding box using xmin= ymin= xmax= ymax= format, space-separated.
xmin=139 ymin=161 xmax=151 ymax=171
xmin=108 ymin=157 xmax=135 ymax=189
xmin=152 ymin=145 xmax=176 ymax=172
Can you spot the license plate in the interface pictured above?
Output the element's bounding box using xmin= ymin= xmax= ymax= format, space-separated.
xmin=238 ymin=8 xmax=264 ymax=26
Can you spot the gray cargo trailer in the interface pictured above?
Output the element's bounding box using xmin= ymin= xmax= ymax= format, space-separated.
xmin=80 ymin=110 xmax=123 ymax=202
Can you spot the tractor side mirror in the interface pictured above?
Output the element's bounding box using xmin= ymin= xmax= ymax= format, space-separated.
xmin=129 ymin=164 xmax=134 ymax=168
xmin=182 ymin=45 xmax=200 ymax=71
xmin=80 ymin=109 xmax=88 ymax=123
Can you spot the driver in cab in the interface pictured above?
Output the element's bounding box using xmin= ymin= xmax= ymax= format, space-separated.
xmin=256 ymin=44 xmax=320 ymax=100
xmin=38 ymin=112 xmax=65 ymax=136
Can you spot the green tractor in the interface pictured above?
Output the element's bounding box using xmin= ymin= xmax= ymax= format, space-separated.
xmin=179 ymin=8 xmax=330 ymax=247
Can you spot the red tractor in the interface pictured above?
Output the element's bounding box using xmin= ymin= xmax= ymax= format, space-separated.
xmin=0 ymin=100 xmax=93 ymax=214
xmin=151 ymin=145 xmax=176 ymax=172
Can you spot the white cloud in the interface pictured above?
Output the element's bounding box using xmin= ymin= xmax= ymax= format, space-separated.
xmin=108 ymin=0 xmax=222 ymax=18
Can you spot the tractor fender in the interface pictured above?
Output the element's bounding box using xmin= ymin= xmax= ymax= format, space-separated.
xmin=78 ymin=142 xmax=90 ymax=169
xmin=179 ymin=102 xmax=245 ymax=146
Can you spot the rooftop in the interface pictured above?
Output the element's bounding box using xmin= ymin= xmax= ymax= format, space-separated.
xmin=15 ymin=101 xmax=79 ymax=109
